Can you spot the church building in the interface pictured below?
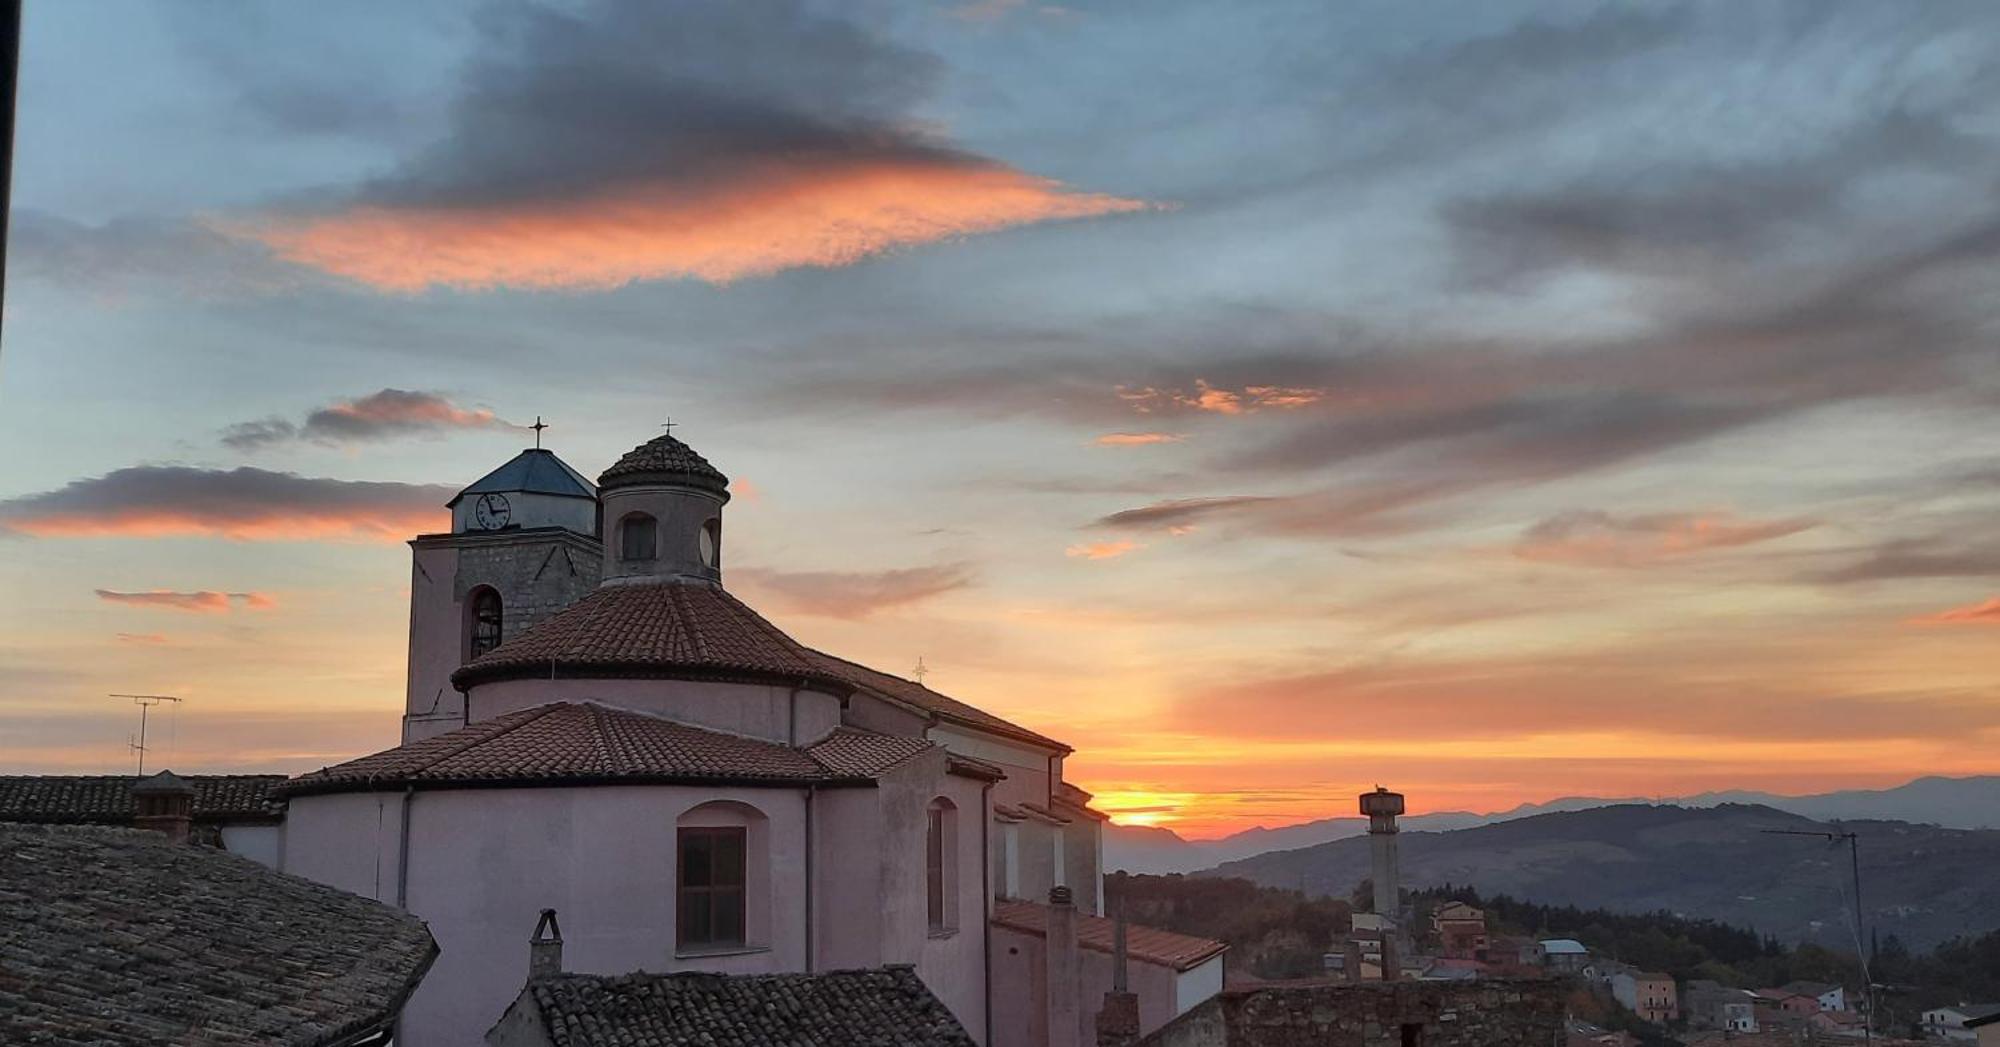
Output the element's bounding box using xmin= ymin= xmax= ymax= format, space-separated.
xmin=273 ymin=430 xmax=1225 ymax=1047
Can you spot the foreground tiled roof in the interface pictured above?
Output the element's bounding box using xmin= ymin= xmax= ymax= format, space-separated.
xmin=804 ymin=648 xmax=1070 ymax=752
xmin=454 ymin=582 xmax=845 ymax=690
xmin=509 ymin=966 xmax=975 ymax=1047
xmin=282 ymin=703 xmax=936 ymax=795
xmin=0 ymin=774 xmax=285 ymax=825
xmin=991 ymin=899 xmax=1228 ymax=973
xmin=597 ymin=433 xmax=730 ymax=493
xmin=0 ymin=823 xmax=436 ymax=1046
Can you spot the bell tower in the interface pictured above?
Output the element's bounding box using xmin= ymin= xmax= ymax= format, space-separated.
xmin=403 ymin=446 xmax=603 ymax=742
xmin=595 ymin=431 xmax=731 ymax=586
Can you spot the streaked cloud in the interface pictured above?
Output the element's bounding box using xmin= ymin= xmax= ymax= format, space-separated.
xmin=114 ymin=633 xmax=173 ymax=646
xmin=1094 ymin=496 xmax=1282 ymax=531
xmin=1116 ymin=380 xmax=1325 ymax=415
xmin=95 ymin=589 xmax=277 ymax=614
xmin=225 ymin=0 xmax=1146 ymax=291
xmin=1514 ymin=509 xmax=1816 ymax=568
xmin=1908 ymin=597 xmax=2000 ymax=626
xmin=1065 ymin=540 xmax=1140 ymax=560
xmin=0 ymin=466 xmax=451 ymax=542
xmin=1094 ymin=432 xmax=1183 ymax=447
xmin=732 ymin=562 xmax=975 ymax=619
xmin=223 ymin=389 xmax=513 ymax=449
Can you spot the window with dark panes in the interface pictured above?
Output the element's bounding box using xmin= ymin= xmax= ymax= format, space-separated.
xmin=469 ymin=588 xmax=503 ymax=657
xmin=926 ymin=804 xmax=946 ymax=930
xmin=620 ymin=513 xmax=658 ymax=561
xmin=678 ymin=826 xmax=746 ymax=949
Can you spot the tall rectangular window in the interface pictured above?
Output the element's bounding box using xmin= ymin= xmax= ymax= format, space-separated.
xmin=678 ymin=826 xmax=746 ymax=949
xmin=926 ymin=805 xmax=947 ymax=931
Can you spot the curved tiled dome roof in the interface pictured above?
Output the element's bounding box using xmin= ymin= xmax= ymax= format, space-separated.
xmin=451 ymin=582 xmax=844 ymax=691
xmin=597 ymin=433 xmax=729 ymax=495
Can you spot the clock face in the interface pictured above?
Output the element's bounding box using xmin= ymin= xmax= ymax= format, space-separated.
xmin=473 ymin=492 xmax=512 ymax=530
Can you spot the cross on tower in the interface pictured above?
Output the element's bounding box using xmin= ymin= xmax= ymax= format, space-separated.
xmin=529 ymin=416 xmax=548 ymax=448
xmin=660 ymin=418 xmax=677 ymax=436
xmin=912 ymin=656 xmax=930 ymax=684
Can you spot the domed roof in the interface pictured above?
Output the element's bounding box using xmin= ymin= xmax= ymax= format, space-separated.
xmin=597 ymin=433 xmax=729 ymax=495
xmin=451 ymin=581 xmax=840 ymax=691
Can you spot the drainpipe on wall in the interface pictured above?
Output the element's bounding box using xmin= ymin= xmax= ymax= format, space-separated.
xmin=981 ymin=778 xmax=995 ymax=1047
xmin=803 ymin=783 xmax=816 ymax=972
xmin=395 ymin=786 xmax=417 ymax=909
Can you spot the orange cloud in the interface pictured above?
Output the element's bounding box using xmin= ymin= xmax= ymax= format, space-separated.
xmin=0 ymin=466 xmax=452 ymax=543
xmin=1114 ymin=379 xmax=1325 ymax=415
xmin=1909 ymin=596 xmax=2000 ymax=625
xmin=114 ymin=633 xmax=172 ymax=645
xmin=1066 ymin=540 xmax=1141 ymax=560
xmin=95 ymin=590 xmax=277 ymax=614
xmin=229 ymin=163 xmax=1147 ymax=293
xmin=1515 ymin=509 xmax=1816 ymax=567
xmin=1094 ymin=432 xmax=1184 ymax=447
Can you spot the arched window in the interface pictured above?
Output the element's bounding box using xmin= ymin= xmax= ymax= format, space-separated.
xmin=620 ymin=513 xmax=658 ymax=562
xmin=927 ymin=797 xmax=958 ymax=933
xmin=468 ymin=587 xmax=503 ymax=658
xmin=698 ymin=517 xmax=722 ymax=569
xmin=677 ymin=801 xmax=769 ymax=953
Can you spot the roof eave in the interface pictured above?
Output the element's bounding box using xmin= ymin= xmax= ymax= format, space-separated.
xmin=279 ymin=770 xmax=882 ymax=799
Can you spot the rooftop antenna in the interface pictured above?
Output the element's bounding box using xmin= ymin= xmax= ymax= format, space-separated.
xmin=912 ymin=655 xmax=930 ymax=685
xmin=1764 ymin=827 xmax=1872 ymax=1046
xmin=529 ymin=416 xmax=548 ymax=449
xmin=109 ymin=694 xmax=182 ymax=775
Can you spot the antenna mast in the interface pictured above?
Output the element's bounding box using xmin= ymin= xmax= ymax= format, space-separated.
xmin=109 ymin=694 xmax=183 ymax=775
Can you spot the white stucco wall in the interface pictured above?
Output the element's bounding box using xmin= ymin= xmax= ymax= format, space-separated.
xmin=218 ymin=823 xmax=282 ymax=868
xmin=467 ymin=677 xmax=842 ymax=746
xmin=406 ymin=542 xmax=467 ymax=738
xmin=989 ymin=922 xmax=1199 ymax=1047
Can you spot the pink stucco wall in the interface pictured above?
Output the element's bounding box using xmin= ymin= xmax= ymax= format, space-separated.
xmin=406 ymin=543 xmax=467 ymax=739
xmin=465 ymin=676 xmax=844 ymax=745
xmin=989 ymin=922 xmax=1193 ymax=1047
xmin=286 ymin=784 xmax=817 ymax=1047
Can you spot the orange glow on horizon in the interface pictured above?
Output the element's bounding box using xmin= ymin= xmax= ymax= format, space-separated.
xmin=4 ymin=510 xmax=442 ymax=542
xmin=230 ymin=162 xmax=1150 ymax=293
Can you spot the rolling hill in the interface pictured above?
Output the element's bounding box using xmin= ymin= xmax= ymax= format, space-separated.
xmin=1105 ymin=775 xmax=2000 ymax=874
xmin=1206 ymin=803 xmax=2000 ymax=951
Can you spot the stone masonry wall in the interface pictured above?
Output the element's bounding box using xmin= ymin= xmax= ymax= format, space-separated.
xmin=456 ymin=532 xmax=603 ymax=640
xmin=1140 ymin=979 xmax=1565 ymax=1047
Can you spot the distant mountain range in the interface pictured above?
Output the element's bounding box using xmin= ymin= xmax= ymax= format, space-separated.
xmin=1208 ymin=802 xmax=2000 ymax=951
xmin=1104 ymin=775 xmax=2000 ymax=874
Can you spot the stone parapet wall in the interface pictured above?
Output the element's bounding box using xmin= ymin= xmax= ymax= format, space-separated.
xmin=1139 ymin=979 xmax=1565 ymax=1047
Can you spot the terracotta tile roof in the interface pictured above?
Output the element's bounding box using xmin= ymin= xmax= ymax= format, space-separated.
xmin=507 ymin=966 xmax=975 ymax=1047
xmin=804 ymin=728 xmax=936 ymax=778
xmin=802 ymin=648 xmax=1071 ymax=753
xmin=0 ymin=823 xmax=436 ymax=1046
xmin=991 ymin=899 xmax=1228 ymax=973
xmin=282 ymin=703 xmax=935 ymax=795
xmin=0 ymin=774 xmax=286 ymax=824
xmin=453 ymin=582 xmax=846 ymax=690
xmin=597 ymin=433 xmax=730 ymax=494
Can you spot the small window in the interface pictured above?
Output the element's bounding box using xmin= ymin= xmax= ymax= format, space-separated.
xmin=620 ymin=513 xmax=658 ymax=562
xmin=698 ymin=518 xmax=721 ymax=568
xmin=679 ymin=826 xmax=746 ymax=949
xmin=469 ymin=588 xmax=503 ymax=657
xmin=926 ymin=798 xmax=957 ymax=933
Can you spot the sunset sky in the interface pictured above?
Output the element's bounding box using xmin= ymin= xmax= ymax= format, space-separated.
xmin=3 ymin=0 xmax=1997 ymax=839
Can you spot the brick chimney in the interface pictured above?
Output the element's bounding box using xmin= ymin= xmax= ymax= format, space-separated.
xmin=131 ymin=770 xmax=195 ymax=844
xmin=1047 ymin=885 xmax=1081 ymax=1047
xmin=1095 ymin=899 xmax=1141 ymax=1047
xmin=530 ymin=909 xmax=564 ymax=979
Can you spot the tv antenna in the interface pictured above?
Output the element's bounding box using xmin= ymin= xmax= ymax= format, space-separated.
xmin=1764 ymin=827 xmax=1872 ymax=1045
xmin=109 ymin=694 xmax=182 ymax=775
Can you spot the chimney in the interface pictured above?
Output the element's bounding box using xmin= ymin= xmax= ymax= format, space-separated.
xmin=1047 ymin=885 xmax=1081 ymax=1047
xmin=132 ymin=770 xmax=195 ymax=844
xmin=530 ymin=909 xmax=564 ymax=979
xmin=1095 ymin=899 xmax=1141 ymax=1047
